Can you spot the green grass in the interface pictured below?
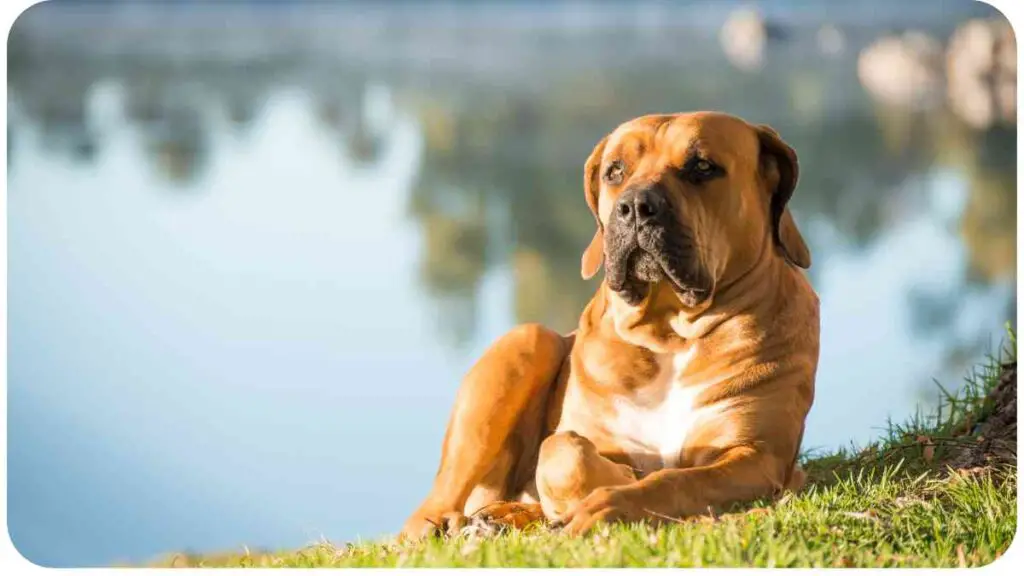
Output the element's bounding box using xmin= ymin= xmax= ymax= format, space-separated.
xmin=157 ymin=327 xmax=1017 ymax=568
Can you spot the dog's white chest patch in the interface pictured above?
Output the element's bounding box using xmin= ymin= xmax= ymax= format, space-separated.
xmin=607 ymin=347 xmax=710 ymax=469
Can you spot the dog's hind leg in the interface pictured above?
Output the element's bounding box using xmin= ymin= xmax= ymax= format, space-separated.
xmin=400 ymin=324 xmax=571 ymax=540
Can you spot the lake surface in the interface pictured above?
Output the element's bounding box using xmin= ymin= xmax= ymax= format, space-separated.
xmin=5 ymin=0 xmax=1015 ymax=567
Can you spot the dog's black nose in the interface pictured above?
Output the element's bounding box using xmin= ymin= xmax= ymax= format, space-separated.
xmin=615 ymin=188 xmax=665 ymax=227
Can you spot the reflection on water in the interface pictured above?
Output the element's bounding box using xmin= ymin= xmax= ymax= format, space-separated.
xmin=5 ymin=0 xmax=1015 ymax=567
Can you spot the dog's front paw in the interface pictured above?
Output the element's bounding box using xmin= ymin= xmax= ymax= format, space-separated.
xmin=559 ymin=486 xmax=644 ymax=536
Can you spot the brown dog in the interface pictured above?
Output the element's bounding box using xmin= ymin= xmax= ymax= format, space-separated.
xmin=401 ymin=111 xmax=819 ymax=538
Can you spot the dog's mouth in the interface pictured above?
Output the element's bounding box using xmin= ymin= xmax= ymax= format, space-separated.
xmin=605 ymin=222 xmax=711 ymax=307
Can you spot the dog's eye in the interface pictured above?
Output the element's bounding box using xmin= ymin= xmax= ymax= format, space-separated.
xmin=682 ymin=158 xmax=723 ymax=183
xmin=603 ymin=160 xmax=625 ymax=185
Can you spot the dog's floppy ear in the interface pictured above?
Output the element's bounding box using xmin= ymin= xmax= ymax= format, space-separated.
xmin=755 ymin=124 xmax=811 ymax=269
xmin=581 ymin=135 xmax=609 ymax=279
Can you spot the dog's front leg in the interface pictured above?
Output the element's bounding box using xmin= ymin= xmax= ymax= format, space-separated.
xmin=559 ymin=445 xmax=790 ymax=535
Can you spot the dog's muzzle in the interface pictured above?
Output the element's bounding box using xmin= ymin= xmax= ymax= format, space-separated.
xmin=604 ymin=185 xmax=709 ymax=306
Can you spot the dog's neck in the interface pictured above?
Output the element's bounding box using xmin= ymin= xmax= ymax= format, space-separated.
xmin=590 ymin=244 xmax=791 ymax=353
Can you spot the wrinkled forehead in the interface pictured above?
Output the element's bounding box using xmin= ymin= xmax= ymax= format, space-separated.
xmin=604 ymin=113 xmax=760 ymax=169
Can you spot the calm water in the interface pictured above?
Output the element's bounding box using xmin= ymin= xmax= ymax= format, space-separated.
xmin=5 ymin=0 xmax=1015 ymax=567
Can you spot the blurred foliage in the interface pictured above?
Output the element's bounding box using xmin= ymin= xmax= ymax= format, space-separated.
xmin=6 ymin=1 xmax=1015 ymax=353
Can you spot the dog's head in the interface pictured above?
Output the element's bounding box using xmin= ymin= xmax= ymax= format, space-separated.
xmin=580 ymin=112 xmax=810 ymax=310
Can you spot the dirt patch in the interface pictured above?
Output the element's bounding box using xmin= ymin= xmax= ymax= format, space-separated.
xmin=949 ymin=361 xmax=1016 ymax=470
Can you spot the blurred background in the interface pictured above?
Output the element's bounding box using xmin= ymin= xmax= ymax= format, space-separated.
xmin=5 ymin=0 xmax=1017 ymax=567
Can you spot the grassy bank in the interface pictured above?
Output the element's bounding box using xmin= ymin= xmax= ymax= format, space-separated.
xmin=159 ymin=330 xmax=1017 ymax=568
